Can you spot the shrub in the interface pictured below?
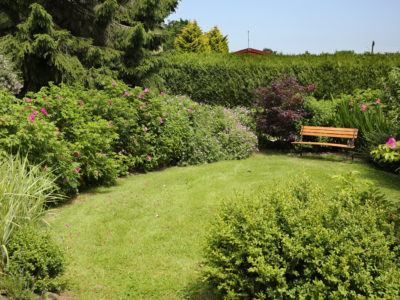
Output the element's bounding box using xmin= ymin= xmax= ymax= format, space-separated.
xmin=370 ymin=137 xmax=400 ymax=174
xmin=253 ymin=74 xmax=316 ymax=142
xmin=6 ymin=226 xmax=66 ymax=293
xmin=0 ymin=155 xmax=61 ymax=268
xmin=203 ymin=174 xmax=400 ymax=299
xmin=302 ymin=96 xmax=339 ymax=127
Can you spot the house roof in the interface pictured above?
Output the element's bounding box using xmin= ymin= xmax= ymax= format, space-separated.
xmin=233 ymin=48 xmax=272 ymax=56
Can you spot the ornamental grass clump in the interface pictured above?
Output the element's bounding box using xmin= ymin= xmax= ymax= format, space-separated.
xmin=203 ymin=174 xmax=400 ymax=299
xmin=0 ymin=155 xmax=60 ymax=269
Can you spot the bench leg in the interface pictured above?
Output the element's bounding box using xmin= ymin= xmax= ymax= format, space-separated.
xmin=300 ymin=145 xmax=303 ymax=157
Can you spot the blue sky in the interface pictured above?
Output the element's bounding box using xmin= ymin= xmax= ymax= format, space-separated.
xmin=167 ymin=0 xmax=400 ymax=54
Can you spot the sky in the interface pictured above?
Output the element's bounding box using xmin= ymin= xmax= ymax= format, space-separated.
xmin=167 ymin=0 xmax=400 ymax=54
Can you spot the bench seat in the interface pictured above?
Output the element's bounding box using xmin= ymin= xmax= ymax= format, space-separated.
xmin=292 ymin=141 xmax=355 ymax=148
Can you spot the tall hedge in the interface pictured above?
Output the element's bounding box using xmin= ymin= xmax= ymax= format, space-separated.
xmin=143 ymin=52 xmax=400 ymax=107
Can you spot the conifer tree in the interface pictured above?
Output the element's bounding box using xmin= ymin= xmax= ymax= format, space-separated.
xmin=206 ymin=26 xmax=229 ymax=53
xmin=174 ymin=21 xmax=210 ymax=53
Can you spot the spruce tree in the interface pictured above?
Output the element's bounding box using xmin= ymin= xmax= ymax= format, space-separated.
xmin=0 ymin=0 xmax=179 ymax=92
xmin=174 ymin=21 xmax=210 ymax=53
xmin=206 ymin=26 xmax=229 ymax=53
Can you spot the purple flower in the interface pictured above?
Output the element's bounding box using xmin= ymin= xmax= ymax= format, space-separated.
xmin=78 ymin=99 xmax=82 ymax=106
xmin=386 ymin=138 xmax=396 ymax=148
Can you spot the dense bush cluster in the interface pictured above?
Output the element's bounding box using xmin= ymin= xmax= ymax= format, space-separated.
xmin=203 ymin=174 xmax=400 ymax=298
xmin=0 ymin=83 xmax=258 ymax=197
xmin=141 ymin=52 xmax=400 ymax=107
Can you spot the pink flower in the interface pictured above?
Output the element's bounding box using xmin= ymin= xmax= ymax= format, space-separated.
xmin=78 ymin=99 xmax=82 ymax=106
xmin=386 ymin=87 xmax=389 ymax=91
xmin=348 ymin=102 xmax=353 ymax=106
xmin=362 ymin=104 xmax=367 ymax=111
xmin=386 ymin=138 xmax=396 ymax=148
xmin=376 ymin=99 xmax=381 ymax=104
xmin=112 ymin=82 xmax=117 ymax=86
xmin=161 ymin=92 xmax=166 ymax=96
xmin=82 ymin=200 xmax=86 ymax=204
xmin=144 ymin=88 xmax=149 ymax=93
xmin=40 ymin=108 xmax=48 ymax=116
xmin=75 ymin=167 xmax=80 ymax=173
xmin=25 ymin=98 xmax=32 ymax=102
xmin=63 ymin=178 xmax=67 ymax=182
xmin=147 ymin=155 xmax=152 ymax=160
xmin=100 ymin=151 xmax=104 ymax=155
xmin=33 ymin=110 xmax=38 ymax=115
xmin=77 ymin=153 xmax=82 ymax=158
xmin=144 ymin=127 xmax=148 ymax=132
xmin=65 ymin=224 xmax=69 ymax=227
xmin=109 ymin=123 xmax=113 ymax=127
xmin=109 ymin=101 xmax=112 ymax=105
xmin=159 ymin=119 xmax=163 ymax=124
xmin=138 ymin=94 xmax=143 ymax=99
xmin=143 ymin=103 xmax=146 ymax=107
xmin=125 ymin=91 xmax=129 ymax=96
xmin=189 ymin=109 xmax=194 ymax=114
xmin=57 ymin=96 xmax=61 ymax=100
xmin=29 ymin=114 xmax=35 ymax=122
xmin=73 ymin=199 xmax=78 ymax=203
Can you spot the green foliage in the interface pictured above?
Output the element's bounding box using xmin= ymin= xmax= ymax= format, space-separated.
xmin=0 ymin=54 xmax=23 ymax=94
xmin=174 ymin=21 xmax=210 ymax=53
xmin=161 ymin=19 xmax=189 ymax=51
xmin=302 ymin=96 xmax=339 ymax=127
xmin=203 ymin=174 xmax=400 ymax=299
xmin=335 ymin=89 xmax=396 ymax=153
xmin=141 ymin=52 xmax=400 ymax=107
xmin=0 ymin=83 xmax=258 ymax=195
xmin=206 ymin=26 xmax=228 ymax=53
xmin=0 ymin=154 xmax=60 ymax=269
xmin=6 ymin=226 xmax=66 ymax=293
xmin=0 ymin=0 xmax=179 ymax=92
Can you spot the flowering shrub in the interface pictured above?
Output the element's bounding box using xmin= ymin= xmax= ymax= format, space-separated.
xmin=203 ymin=174 xmax=400 ymax=298
xmin=370 ymin=137 xmax=400 ymax=173
xmin=0 ymin=83 xmax=258 ymax=195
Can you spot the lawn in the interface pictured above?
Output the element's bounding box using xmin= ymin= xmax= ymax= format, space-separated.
xmin=47 ymin=153 xmax=400 ymax=299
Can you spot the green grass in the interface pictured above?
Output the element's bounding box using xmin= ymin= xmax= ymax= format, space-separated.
xmin=47 ymin=153 xmax=400 ymax=299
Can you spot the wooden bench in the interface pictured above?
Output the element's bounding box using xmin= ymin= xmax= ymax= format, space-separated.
xmin=292 ymin=126 xmax=358 ymax=157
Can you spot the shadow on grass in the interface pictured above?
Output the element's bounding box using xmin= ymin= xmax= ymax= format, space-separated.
xmin=183 ymin=279 xmax=218 ymax=300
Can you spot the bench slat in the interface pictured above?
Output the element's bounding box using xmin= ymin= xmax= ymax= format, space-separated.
xmin=302 ymin=126 xmax=358 ymax=132
xmin=302 ymin=132 xmax=357 ymax=138
xmin=292 ymin=141 xmax=355 ymax=148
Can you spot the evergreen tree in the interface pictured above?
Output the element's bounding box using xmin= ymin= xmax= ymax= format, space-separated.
xmin=174 ymin=21 xmax=210 ymax=53
xmin=0 ymin=0 xmax=179 ymax=92
xmin=206 ymin=26 xmax=229 ymax=53
xmin=161 ymin=19 xmax=189 ymax=51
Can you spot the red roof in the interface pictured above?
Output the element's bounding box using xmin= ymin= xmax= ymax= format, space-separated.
xmin=233 ymin=48 xmax=272 ymax=56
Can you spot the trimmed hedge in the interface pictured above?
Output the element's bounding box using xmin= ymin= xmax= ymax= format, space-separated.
xmin=142 ymin=52 xmax=400 ymax=107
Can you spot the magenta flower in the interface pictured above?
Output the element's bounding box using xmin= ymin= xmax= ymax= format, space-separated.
xmin=161 ymin=92 xmax=166 ymax=96
xmin=109 ymin=101 xmax=112 ymax=105
xmin=144 ymin=88 xmax=149 ymax=93
xmin=143 ymin=103 xmax=146 ymax=107
xmin=25 ymin=98 xmax=32 ymax=102
xmin=65 ymin=224 xmax=69 ymax=227
xmin=125 ymin=91 xmax=129 ymax=96
xmin=77 ymin=153 xmax=82 ymax=158
xmin=138 ymin=94 xmax=143 ymax=99
xmin=33 ymin=110 xmax=38 ymax=115
xmin=348 ymin=102 xmax=353 ymax=106
xmin=63 ymin=178 xmax=67 ymax=182
xmin=112 ymin=82 xmax=117 ymax=86
xmin=147 ymin=155 xmax=152 ymax=160
xmin=40 ymin=108 xmax=48 ymax=116
xmin=386 ymin=87 xmax=389 ymax=91
xmin=376 ymin=99 xmax=381 ymax=104
xmin=362 ymin=104 xmax=367 ymax=111
xmin=386 ymin=138 xmax=396 ymax=148
xmin=144 ymin=127 xmax=148 ymax=132
xmin=57 ymin=96 xmax=61 ymax=100
xmin=29 ymin=114 xmax=35 ymax=122
xmin=159 ymin=119 xmax=163 ymax=124
xmin=189 ymin=109 xmax=194 ymax=114
xmin=75 ymin=167 xmax=80 ymax=173
xmin=78 ymin=99 xmax=82 ymax=106
xmin=100 ymin=151 xmax=104 ymax=155
xmin=109 ymin=123 xmax=113 ymax=127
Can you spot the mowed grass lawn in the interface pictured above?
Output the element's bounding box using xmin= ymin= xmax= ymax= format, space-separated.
xmin=47 ymin=153 xmax=400 ymax=299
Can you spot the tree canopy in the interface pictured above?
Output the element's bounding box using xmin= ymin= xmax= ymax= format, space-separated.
xmin=207 ymin=26 xmax=228 ymax=53
xmin=0 ymin=0 xmax=179 ymax=92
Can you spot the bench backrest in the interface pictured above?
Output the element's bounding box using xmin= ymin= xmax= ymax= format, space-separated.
xmin=301 ymin=126 xmax=358 ymax=139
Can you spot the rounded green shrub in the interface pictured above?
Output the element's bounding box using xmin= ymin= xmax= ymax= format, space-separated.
xmin=6 ymin=226 xmax=66 ymax=294
xmin=203 ymin=174 xmax=400 ymax=299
